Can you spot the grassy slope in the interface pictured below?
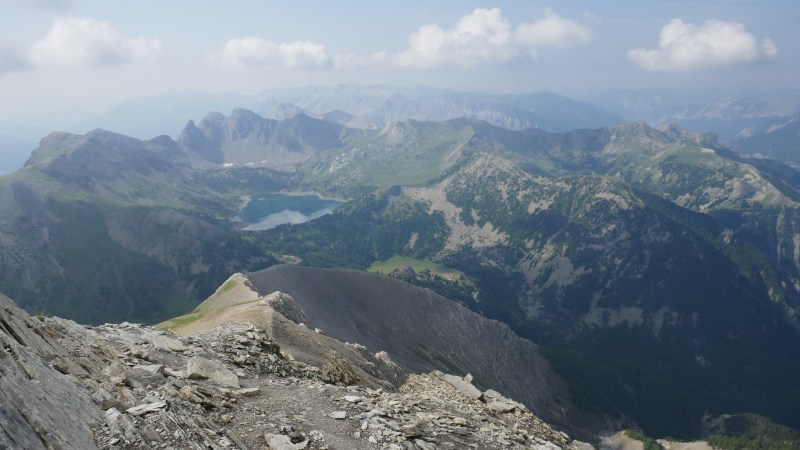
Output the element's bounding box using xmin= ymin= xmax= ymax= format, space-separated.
xmin=368 ymin=255 xmax=467 ymax=281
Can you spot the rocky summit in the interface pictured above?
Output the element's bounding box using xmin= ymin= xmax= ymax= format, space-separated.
xmin=0 ymin=290 xmax=585 ymax=450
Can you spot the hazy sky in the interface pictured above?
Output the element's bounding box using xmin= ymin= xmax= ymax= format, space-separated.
xmin=0 ymin=0 xmax=797 ymax=121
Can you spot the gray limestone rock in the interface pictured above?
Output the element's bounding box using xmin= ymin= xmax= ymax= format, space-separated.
xmin=186 ymin=356 xmax=240 ymax=388
xmin=0 ymin=291 xmax=584 ymax=450
xmin=481 ymin=388 xmax=506 ymax=403
xmin=264 ymin=433 xmax=297 ymax=450
xmin=126 ymin=400 xmax=167 ymax=416
xmin=133 ymin=363 xmax=164 ymax=376
xmin=233 ymin=387 xmax=261 ymax=397
xmin=442 ymin=374 xmax=482 ymax=400
xmin=0 ymin=294 xmax=103 ymax=450
xmin=263 ymin=291 xmax=307 ymax=324
xmin=149 ymin=334 xmax=187 ymax=352
xmin=320 ymin=352 xmax=358 ymax=385
xmin=329 ymin=410 xmax=347 ymax=420
xmin=486 ymin=401 xmax=517 ymax=414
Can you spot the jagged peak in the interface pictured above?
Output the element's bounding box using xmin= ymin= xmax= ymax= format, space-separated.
xmin=35 ymin=130 xmax=80 ymax=149
xmin=610 ymin=121 xmax=653 ymax=133
xmin=263 ymin=102 xmax=306 ymax=120
xmin=198 ymin=111 xmax=225 ymax=126
xmin=606 ymin=121 xmax=673 ymax=144
xmin=228 ymin=107 xmax=262 ymax=122
xmin=176 ymin=118 xmax=208 ymax=147
xmin=285 ymin=111 xmax=315 ymax=123
xmin=25 ymin=130 xmax=119 ymax=166
xmin=85 ymin=128 xmax=137 ymax=141
xmin=656 ymin=123 xmax=720 ymax=147
xmin=148 ymin=135 xmax=177 ymax=146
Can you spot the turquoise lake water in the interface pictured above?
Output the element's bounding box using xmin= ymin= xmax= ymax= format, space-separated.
xmin=232 ymin=193 xmax=344 ymax=231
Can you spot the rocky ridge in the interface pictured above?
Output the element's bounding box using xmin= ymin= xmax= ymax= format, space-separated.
xmin=0 ymin=291 xmax=585 ymax=449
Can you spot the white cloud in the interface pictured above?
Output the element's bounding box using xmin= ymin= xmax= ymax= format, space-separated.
xmin=208 ymin=38 xmax=331 ymax=69
xmin=331 ymin=52 xmax=370 ymax=69
xmin=206 ymin=8 xmax=589 ymax=72
xmin=30 ymin=18 xmax=162 ymax=67
xmin=628 ymin=18 xmax=778 ymax=71
xmin=515 ymin=8 xmax=592 ymax=48
xmin=393 ymin=7 xmax=591 ymax=68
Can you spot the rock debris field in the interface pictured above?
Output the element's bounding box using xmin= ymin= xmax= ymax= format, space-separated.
xmin=0 ymin=293 xmax=585 ymax=449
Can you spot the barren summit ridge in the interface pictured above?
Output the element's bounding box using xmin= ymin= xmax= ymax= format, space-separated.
xmin=0 ymin=281 xmax=585 ymax=449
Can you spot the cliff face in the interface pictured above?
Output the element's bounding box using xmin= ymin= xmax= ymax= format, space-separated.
xmin=0 ymin=294 xmax=102 ymax=449
xmin=0 ymin=288 xmax=586 ymax=450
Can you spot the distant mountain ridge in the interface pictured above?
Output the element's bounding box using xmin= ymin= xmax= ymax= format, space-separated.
xmin=580 ymin=89 xmax=800 ymax=161
xmin=253 ymin=84 xmax=623 ymax=132
xmin=177 ymin=109 xmax=365 ymax=170
xmin=0 ymin=85 xmax=625 ymax=144
xmin=732 ymin=119 xmax=800 ymax=163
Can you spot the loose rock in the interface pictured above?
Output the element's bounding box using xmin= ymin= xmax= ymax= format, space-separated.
xmin=186 ymin=356 xmax=240 ymax=388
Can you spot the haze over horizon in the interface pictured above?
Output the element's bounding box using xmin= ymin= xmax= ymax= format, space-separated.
xmin=0 ymin=0 xmax=797 ymax=124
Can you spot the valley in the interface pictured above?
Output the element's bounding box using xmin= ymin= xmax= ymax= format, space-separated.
xmin=1 ymin=92 xmax=800 ymax=446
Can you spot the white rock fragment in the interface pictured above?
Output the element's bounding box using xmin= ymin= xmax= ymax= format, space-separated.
xmin=442 ymin=374 xmax=481 ymax=400
xmin=486 ymin=401 xmax=516 ymax=414
xmin=133 ymin=364 xmax=164 ymax=376
xmin=149 ymin=334 xmax=186 ymax=352
xmin=232 ymin=387 xmax=261 ymax=397
xmin=186 ymin=356 xmax=240 ymax=388
xmin=264 ymin=433 xmax=296 ymax=450
xmin=163 ymin=367 xmax=185 ymax=379
xmin=125 ymin=400 xmax=167 ymax=416
xmin=328 ymin=410 xmax=347 ymax=420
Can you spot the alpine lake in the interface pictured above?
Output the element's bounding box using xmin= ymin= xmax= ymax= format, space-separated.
xmin=232 ymin=193 xmax=344 ymax=231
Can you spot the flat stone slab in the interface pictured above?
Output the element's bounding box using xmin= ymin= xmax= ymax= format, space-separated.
xmin=186 ymin=356 xmax=239 ymax=388
xmin=132 ymin=364 xmax=164 ymax=375
xmin=486 ymin=401 xmax=516 ymax=414
xmin=232 ymin=387 xmax=261 ymax=397
xmin=442 ymin=374 xmax=481 ymax=400
xmin=126 ymin=401 xmax=167 ymax=416
xmin=149 ymin=334 xmax=187 ymax=352
xmin=328 ymin=411 xmax=347 ymax=420
xmin=264 ymin=433 xmax=296 ymax=450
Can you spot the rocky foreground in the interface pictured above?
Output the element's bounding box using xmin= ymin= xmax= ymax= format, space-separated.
xmin=0 ymin=292 xmax=588 ymax=450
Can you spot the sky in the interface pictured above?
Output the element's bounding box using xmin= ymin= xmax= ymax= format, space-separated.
xmin=0 ymin=0 xmax=797 ymax=123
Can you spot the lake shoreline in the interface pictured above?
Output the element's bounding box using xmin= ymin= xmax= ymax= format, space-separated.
xmin=277 ymin=190 xmax=349 ymax=202
xmin=232 ymin=192 xmax=345 ymax=231
xmin=237 ymin=191 xmax=348 ymax=210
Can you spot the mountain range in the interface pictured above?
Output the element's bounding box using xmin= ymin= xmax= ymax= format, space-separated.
xmin=1 ymin=103 xmax=800 ymax=442
xmin=4 ymin=84 xmax=797 ymax=172
xmin=732 ymin=119 xmax=800 ymax=163
xmin=581 ymin=89 xmax=800 ymax=164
